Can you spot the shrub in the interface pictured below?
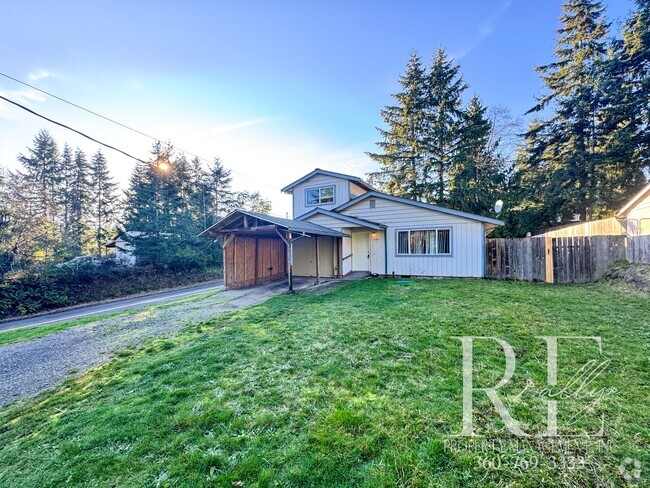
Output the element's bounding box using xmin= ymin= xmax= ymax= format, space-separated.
xmin=0 ymin=264 xmax=222 ymax=319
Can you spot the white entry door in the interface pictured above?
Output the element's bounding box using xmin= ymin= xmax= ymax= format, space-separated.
xmin=352 ymin=232 xmax=370 ymax=271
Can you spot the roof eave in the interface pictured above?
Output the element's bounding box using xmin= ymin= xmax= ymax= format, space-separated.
xmin=616 ymin=183 xmax=650 ymax=218
xmin=335 ymin=191 xmax=504 ymax=226
xmin=297 ymin=207 xmax=385 ymax=230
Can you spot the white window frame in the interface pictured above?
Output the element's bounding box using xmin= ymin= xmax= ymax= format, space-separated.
xmin=305 ymin=185 xmax=335 ymax=206
xmin=396 ymin=228 xmax=452 ymax=256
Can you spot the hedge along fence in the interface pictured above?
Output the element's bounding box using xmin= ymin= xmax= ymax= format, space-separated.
xmin=486 ymin=235 xmax=650 ymax=284
xmin=0 ymin=264 xmax=223 ymax=319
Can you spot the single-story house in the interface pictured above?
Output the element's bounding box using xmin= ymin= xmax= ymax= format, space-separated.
xmin=537 ymin=181 xmax=650 ymax=237
xmin=105 ymin=233 xmax=137 ymax=266
xmin=200 ymin=168 xmax=503 ymax=289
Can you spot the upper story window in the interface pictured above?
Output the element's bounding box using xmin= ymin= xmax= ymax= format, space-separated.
xmin=306 ymin=186 xmax=335 ymax=206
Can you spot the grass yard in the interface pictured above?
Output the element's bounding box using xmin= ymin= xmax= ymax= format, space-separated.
xmin=0 ymin=279 xmax=647 ymax=487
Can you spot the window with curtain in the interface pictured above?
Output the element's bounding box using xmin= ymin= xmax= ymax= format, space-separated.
xmin=396 ymin=228 xmax=451 ymax=255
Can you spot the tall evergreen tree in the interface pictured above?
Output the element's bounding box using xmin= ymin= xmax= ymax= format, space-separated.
xmin=448 ymin=96 xmax=507 ymax=215
xmin=367 ymin=52 xmax=428 ymax=199
xmin=188 ymin=156 xmax=210 ymax=230
xmin=617 ymin=0 xmax=650 ymax=170
xmin=0 ymin=169 xmax=59 ymax=268
xmin=68 ymin=148 xmax=90 ymax=255
xmin=17 ymin=129 xmax=62 ymax=224
xmin=368 ymin=49 xmax=467 ymax=204
xmin=524 ymin=0 xmax=614 ymax=222
xmin=423 ymin=48 xmax=467 ymax=204
xmin=205 ymin=158 xmax=235 ymax=222
xmin=122 ymin=142 xmax=220 ymax=269
xmin=59 ymin=143 xmax=74 ymax=251
xmin=88 ymin=149 xmax=118 ymax=256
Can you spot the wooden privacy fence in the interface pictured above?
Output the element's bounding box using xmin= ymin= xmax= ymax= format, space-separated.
xmin=485 ymin=238 xmax=546 ymax=281
xmin=486 ymin=235 xmax=650 ymax=284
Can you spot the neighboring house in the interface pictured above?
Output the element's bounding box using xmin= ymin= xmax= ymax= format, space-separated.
xmin=537 ymin=181 xmax=650 ymax=237
xmin=201 ymin=168 xmax=503 ymax=288
xmin=104 ymin=232 xmax=140 ymax=266
xmin=616 ymin=181 xmax=650 ymax=236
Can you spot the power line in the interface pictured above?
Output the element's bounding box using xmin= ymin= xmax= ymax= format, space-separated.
xmin=0 ymin=94 xmax=148 ymax=164
xmin=0 ymin=71 xmax=282 ymax=191
xmin=0 ymin=72 xmax=158 ymax=142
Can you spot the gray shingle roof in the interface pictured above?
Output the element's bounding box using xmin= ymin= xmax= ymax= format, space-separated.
xmin=199 ymin=210 xmax=350 ymax=238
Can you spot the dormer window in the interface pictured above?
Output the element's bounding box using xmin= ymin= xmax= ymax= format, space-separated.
xmin=306 ymin=186 xmax=335 ymax=206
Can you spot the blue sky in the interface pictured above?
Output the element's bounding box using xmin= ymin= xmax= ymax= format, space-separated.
xmin=0 ymin=0 xmax=634 ymax=216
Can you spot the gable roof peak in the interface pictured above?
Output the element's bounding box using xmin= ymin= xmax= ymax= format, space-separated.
xmin=281 ymin=168 xmax=374 ymax=193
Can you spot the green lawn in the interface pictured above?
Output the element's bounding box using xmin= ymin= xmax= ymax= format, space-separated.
xmin=0 ymin=279 xmax=647 ymax=487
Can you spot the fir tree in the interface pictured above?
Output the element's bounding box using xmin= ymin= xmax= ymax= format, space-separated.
xmin=617 ymin=0 xmax=650 ymax=170
xmin=205 ymin=158 xmax=235 ymax=222
xmin=68 ymin=148 xmax=90 ymax=255
xmin=88 ymin=149 xmax=118 ymax=256
xmin=449 ymin=96 xmax=507 ymax=215
xmin=367 ymin=52 xmax=428 ymax=199
xmin=423 ymin=48 xmax=467 ymax=204
xmin=525 ymin=0 xmax=611 ymax=222
xmin=17 ymin=129 xmax=62 ymax=224
xmin=59 ymin=143 xmax=75 ymax=252
xmin=122 ymin=142 xmax=219 ymax=269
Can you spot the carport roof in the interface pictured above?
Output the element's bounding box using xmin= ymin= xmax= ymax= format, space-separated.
xmin=199 ymin=210 xmax=350 ymax=238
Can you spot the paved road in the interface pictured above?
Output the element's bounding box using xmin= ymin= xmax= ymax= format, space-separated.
xmin=0 ymin=281 xmax=224 ymax=333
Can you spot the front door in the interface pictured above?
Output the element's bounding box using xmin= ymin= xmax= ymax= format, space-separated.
xmin=352 ymin=232 xmax=370 ymax=271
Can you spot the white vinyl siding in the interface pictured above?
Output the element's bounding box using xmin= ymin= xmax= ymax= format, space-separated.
xmin=303 ymin=213 xmax=367 ymax=229
xmin=627 ymin=192 xmax=650 ymax=236
xmin=340 ymin=196 xmax=486 ymax=277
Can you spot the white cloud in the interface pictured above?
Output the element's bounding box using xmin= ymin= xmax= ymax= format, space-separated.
xmin=452 ymin=0 xmax=513 ymax=59
xmin=210 ymin=116 xmax=280 ymax=134
xmin=0 ymin=88 xmax=47 ymax=119
xmin=27 ymin=69 xmax=53 ymax=82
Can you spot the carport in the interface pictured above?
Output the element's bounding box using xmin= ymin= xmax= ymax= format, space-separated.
xmin=199 ymin=210 xmax=349 ymax=291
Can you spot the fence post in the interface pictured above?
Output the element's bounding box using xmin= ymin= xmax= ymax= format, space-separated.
xmin=545 ymin=237 xmax=554 ymax=283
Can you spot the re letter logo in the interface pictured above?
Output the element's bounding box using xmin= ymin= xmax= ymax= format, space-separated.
xmin=453 ymin=336 xmax=605 ymax=437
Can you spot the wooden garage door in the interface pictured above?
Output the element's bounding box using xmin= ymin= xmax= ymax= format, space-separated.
xmin=224 ymin=236 xmax=287 ymax=289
